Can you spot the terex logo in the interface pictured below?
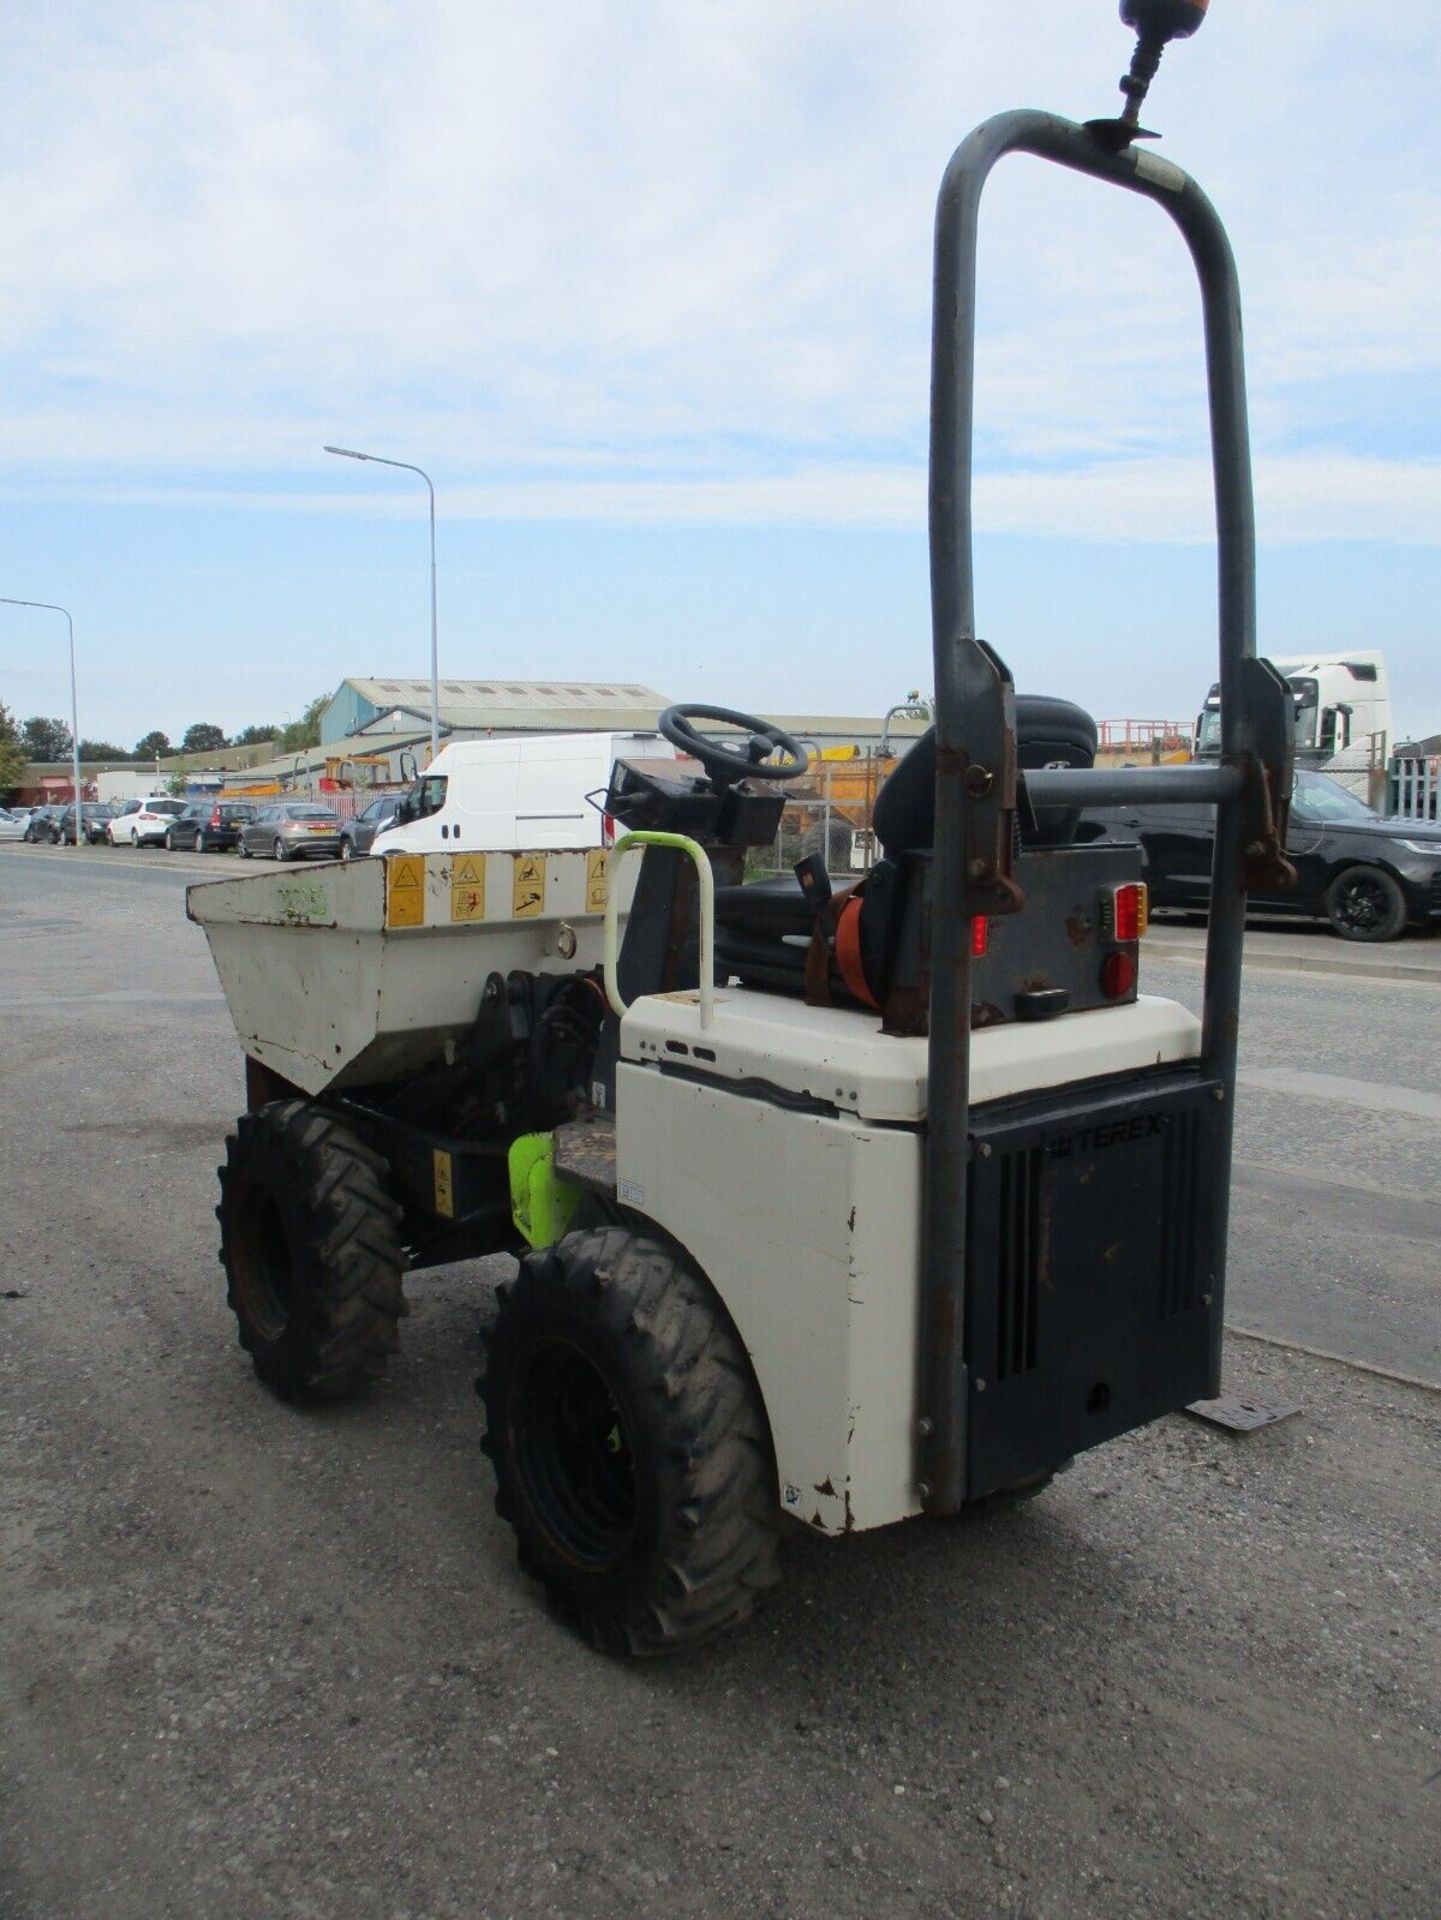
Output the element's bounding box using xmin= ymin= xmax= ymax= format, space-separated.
xmin=1046 ymin=1114 xmax=1165 ymax=1158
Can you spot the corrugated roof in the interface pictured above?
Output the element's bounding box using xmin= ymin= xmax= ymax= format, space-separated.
xmin=346 ymin=677 xmax=668 ymax=713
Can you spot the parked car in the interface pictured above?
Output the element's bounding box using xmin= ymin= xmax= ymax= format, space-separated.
xmin=237 ymin=802 xmax=344 ymax=862
xmin=106 ymin=796 xmax=187 ymax=846
xmin=338 ymin=793 xmax=404 ymax=859
xmin=54 ymin=802 xmax=119 ymax=845
xmin=23 ymin=805 xmax=65 ymax=843
xmin=0 ymin=807 xmax=28 ymax=843
xmin=164 ymin=800 xmax=257 ymax=852
xmin=1090 ymin=767 xmax=1441 ymax=942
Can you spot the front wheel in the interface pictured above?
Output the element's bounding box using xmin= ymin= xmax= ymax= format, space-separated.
xmin=340 ymin=838 xmax=354 ymax=861
xmin=479 ymin=1226 xmax=780 ymax=1655
xmin=1324 ymin=864 xmax=1407 ymax=942
xmin=164 ymin=828 xmax=176 ymax=851
xmin=217 ymin=1100 xmax=406 ymax=1401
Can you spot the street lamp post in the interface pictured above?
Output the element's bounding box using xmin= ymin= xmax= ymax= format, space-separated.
xmin=324 ymin=445 xmax=440 ymax=761
xmin=1 ymin=597 xmax=83 ymax=841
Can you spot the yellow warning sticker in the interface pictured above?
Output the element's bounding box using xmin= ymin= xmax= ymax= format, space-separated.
xmin=512 ymin=852 xmax=547 ymax=918
xmin=433 ymin=1148 xmax=454 ymax=1219
xmin=450 ymin=852 xmax=486 ymax=923
xmin=385 ymin=853 xmax=426 ymax=929
xmin=586 ymin=849 xmax=609 ymax=914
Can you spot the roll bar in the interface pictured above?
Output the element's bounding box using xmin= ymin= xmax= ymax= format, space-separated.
xmin=918 ymin=110 xmax=1295 ymax=1513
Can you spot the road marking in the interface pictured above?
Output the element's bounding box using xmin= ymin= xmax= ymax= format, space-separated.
xmin=1238 ymin=1065 xmax=1441 ymax=1124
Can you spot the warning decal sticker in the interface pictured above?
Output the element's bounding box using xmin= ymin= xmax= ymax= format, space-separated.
xmin=385 ymin=853 xmax=425 ymax=929
xmin=450 ymin=853 xmax=486 ymax=923
xmin=586 ymin=849 xmax=608 ymax=914
xmin=512 ymin=853 xmax=546 ymax=918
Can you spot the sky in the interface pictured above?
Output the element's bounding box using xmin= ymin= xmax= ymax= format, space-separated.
xmin=1 ymin=1 xmax=1438 ymax=753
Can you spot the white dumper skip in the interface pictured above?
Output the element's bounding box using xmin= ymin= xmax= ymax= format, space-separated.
xmin=187 ymin=846 xmax=639 ymax=1096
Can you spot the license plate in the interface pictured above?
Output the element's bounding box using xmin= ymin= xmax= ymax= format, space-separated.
xmin=306 ymin=824 xmax=332 ymax=833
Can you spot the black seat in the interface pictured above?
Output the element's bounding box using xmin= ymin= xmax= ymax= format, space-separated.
xmin=872 ymin=695 xmax=1098 ymax=855
xmin=715 ymin=695 xmax=1099 ymax=1010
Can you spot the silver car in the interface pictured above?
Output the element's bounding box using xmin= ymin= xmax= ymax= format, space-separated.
xmin=237 ymin=802 xmax=344 ymax=862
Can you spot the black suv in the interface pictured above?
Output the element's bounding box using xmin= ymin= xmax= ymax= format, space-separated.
xmin=164 ymin=800 xmax=257 ymax=852
xmin=1091 ymin=768 xmax=1441 ymax=942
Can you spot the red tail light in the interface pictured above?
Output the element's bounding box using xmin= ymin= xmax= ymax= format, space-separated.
xmin=601 ymin=813 xmax=617 ymax=847
xmin=971 ymin=915 xmax=989 ymax=957
xmin=209 ymin=808 xmax=222 ymax=826
xmin=1100 ymin=950 xmax=1137 ymax=999
xmin=1103 ymin=881 xmax=1148 ymax=942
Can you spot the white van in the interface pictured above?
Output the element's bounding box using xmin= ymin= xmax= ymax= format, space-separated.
xmin=369 ymin=731 xmax=677 ymax=857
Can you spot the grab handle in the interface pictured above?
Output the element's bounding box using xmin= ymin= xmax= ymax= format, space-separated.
xmin=602 ymin=831 xmax=715 ymax=1030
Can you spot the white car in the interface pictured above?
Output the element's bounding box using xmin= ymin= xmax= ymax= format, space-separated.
xmin=0 ymin=806 xmax=28 ymax=843
xmin=106 ymin=796 xmax=187 ymax=846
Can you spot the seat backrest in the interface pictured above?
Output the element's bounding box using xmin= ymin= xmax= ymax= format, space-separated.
xmin=872 ymin=695 xmax=1097 ymax=855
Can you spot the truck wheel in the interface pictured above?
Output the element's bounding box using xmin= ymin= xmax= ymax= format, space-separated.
xmin=479 ymin=1226 xmax=780 ymax=1655
xmin=800 ymin=817 xmax=856 ymax=872
xmin=1324 ymin=865 xmax=1406 ymax=942
xmin=217 ymin=1099 xmax=406 ymax=1402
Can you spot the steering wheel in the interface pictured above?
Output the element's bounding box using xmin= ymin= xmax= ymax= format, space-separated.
xmin=658 ymin=703 xmax=810 ymax=786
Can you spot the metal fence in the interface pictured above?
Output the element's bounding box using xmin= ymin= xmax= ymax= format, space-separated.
xmin=1390 ymin=753 xmax=1439 ymax=821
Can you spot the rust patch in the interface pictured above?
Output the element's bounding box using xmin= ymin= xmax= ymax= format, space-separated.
xmin=809 ymin=1510 xmax=825 ymax=1530
xmin=1065 ymin=914 xmax=1090 ymax=947
xmin=844 ymin=1490 xmax=855 ymax=1533
xmin=971 ymin=1001 xmax=1006 ymax=1029
xmin=814 ymin=1477 xmax=836 ymax=1499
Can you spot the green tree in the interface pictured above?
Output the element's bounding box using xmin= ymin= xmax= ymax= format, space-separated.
xmin=0 ymin=701 xmax=26 ymax=795
xmin=181 ymin=722 xmax=228 ymax=754
xmin=279 ymin=692 xmax=329 ymax=755
xmin=135 ymin=729 xmax=172 ymax=761
xmin=21 ymin=715 xmax=73 ymax=761
xmin=78 ymin=738 xmax=130 ymax=761
xmin=231 ymin=723 xmax=280 ymax=748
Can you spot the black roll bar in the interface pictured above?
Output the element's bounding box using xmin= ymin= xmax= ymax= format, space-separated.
xmin=919 ymin=110 xmax=1294 ymax=1513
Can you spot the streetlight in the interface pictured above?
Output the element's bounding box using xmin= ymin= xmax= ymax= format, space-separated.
xmin=324 ymin=445 xmax=440 ymax=761
xmin=1 ymin=596 xmax=83 ymax=843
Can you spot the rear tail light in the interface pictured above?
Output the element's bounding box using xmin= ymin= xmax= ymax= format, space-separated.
xmin=1102 ymin=881 xmax=1148 ymax=942
xmin=601 ymin=813 xmax=617 ymax=847
xmin=970 ymin=915 xmax=989 ymax=957
xmin=209 ymin=809 xmax=222 ymax=825
xmin=1100 ymin=950 xmax=1138 ymax=1000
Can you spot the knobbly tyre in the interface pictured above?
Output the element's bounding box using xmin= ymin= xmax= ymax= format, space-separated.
xmin=189 ymin=1 xmax=1296 ymax=1655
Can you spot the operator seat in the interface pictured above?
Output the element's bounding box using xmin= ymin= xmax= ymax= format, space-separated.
xmin=713 ymin=695 xmax=1098 ymax=1010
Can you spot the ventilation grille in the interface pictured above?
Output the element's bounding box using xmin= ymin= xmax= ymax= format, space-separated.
xmin=995 ymin=1147 xmax=1041 ymax=1380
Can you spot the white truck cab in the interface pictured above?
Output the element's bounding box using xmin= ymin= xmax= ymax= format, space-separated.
xmin=369 ymin=730 xmax=677 ymax=857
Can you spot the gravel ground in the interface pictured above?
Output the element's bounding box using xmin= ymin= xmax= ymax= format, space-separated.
xmin=1 ymin=849 xmax=1438 ymax=1919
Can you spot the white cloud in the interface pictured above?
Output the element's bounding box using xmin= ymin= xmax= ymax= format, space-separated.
xmin=0 ymin=1 xmax=1437 ymax=543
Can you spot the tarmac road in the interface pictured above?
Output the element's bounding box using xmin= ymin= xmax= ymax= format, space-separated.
xmin=1 ymin=845 xmax=1437 ymax=1920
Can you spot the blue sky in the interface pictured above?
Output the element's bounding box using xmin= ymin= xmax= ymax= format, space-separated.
xmin=1 ymin=2 xmax=1437 ymax=750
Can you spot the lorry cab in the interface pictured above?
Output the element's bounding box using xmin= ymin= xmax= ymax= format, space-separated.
xmin=1197 ymin=650 xmax=1389 ymax=766
xmin=370 ymin=729 xmax=677 ymax=857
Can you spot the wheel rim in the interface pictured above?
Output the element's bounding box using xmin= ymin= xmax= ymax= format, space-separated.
xmin=511 ymin=1339 xmax=637 ymax=1571
xmin=229 ymin=1183 xmax=294 ymax=1341
xmin=1335 ymin=874 xmax=1389 ymax=933
xmin=274 ymin=840 xmax=285 ymax=861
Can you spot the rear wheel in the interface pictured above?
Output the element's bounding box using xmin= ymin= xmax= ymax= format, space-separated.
xmin=273 ymin=837 xmax=289 ymax=862
xmin=340 ymin=838 xmax=354 ymax=861
xmin=800 ymin=816 xmax=857 ymax=873
xmin=217 ymin=1100 xmax=406 ymax=1401
xmin=164 ymin=828 xmax=176 ymax=850
xmin=1324 ymin=864 xmax=1406 ymax=942
xmin=479 ymin=1226 xmax=780 ymax=1655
